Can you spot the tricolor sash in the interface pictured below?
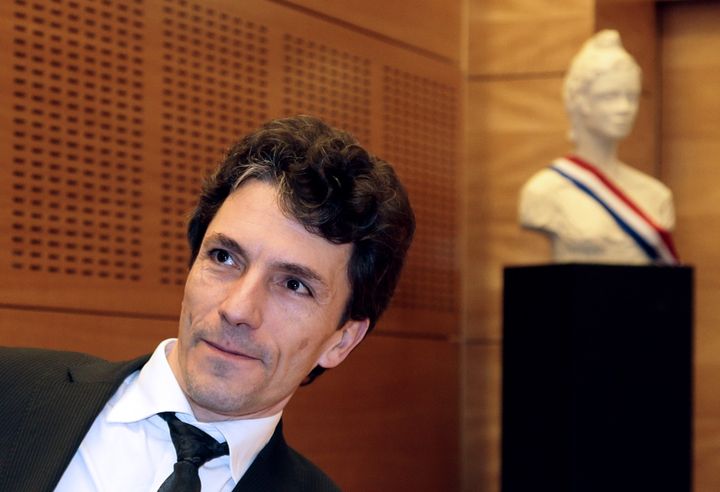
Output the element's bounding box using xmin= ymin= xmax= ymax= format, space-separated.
xmin=549 ymin=155 xmax=680 ymax=265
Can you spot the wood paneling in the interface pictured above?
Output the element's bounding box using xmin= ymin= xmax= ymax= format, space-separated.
xmin=458 ymin=4 xmax=677 ymax=492
xmin=462 ymin=7 xmax=662 ymax=487
xmin=0 ymin=0 xmax=461 ymax=338
xmin=467 ymin=0 xmax=593 ymax=76
xmin=462 ymin=342 xmax=501 ymax=492
xmin=0 ymin=307 xmax=175 ymax=360
xmin=285 ymin=334 xmax=460 ymax=492
xmin=659 ymin=3 xmax=720 ymax=490
xmin=281 ymin=0 xmax=461 ymax=62
xmin=0 ymin=1 xmax=462 ymax=491
xmin=465 ymin=78 xmax=566 ymax=340
xmin=596 ymin=0 xmax=658 ymax=174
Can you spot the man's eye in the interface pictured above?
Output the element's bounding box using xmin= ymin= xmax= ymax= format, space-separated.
xmin=285 ymin=278 xmax=311 ymax=296
xmin=209 ymin=249 xmax=234 ymax=266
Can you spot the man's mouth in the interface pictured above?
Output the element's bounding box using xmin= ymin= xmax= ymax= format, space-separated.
xmin=202 ymin=339 xmax=260 ymax=361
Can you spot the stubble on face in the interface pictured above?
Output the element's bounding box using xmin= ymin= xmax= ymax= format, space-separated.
xmin=170 ymin=307 xmax=280 ymax=420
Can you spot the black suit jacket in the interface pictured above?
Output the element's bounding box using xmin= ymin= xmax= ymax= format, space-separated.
xmin=0 ymin=347 xmax=340 ymax=492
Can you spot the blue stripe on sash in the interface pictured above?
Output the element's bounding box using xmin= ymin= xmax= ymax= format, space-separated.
xmin=550 ymin=166 xmax=659 ymax=261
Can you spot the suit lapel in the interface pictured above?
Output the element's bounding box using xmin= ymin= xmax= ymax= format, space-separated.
xmin=8 ymin=353 xmax=149 ymax=492
xmin=230 ymin=419 xmax=341 ymax=492
xmin=232 ymin=420 xmax=288 ymax=492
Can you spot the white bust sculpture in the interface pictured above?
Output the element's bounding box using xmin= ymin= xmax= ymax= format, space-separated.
xmin=519 ymin=30 xmax=679 ymax=265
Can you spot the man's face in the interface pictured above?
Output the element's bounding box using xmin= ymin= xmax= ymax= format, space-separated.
xmin=580 ymin=68 xmax=640 ymax=141
xmin=169 ymin=180 xmax=369 ymax=421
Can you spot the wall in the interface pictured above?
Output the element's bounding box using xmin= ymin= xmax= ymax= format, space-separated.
xmin=462 ymin=1 xmax=594 ymax=490
xmin=0 ymin=0 xmax=462 ymax=490
xmin=4 ymin=1 xmax=718 ymax=491
xmin=461 ymin=1 xmax=659 ymax=490
xmin=659 ymin=3 xmax=720 ymax=490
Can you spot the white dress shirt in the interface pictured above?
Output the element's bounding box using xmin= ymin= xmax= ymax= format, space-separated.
xmin=55 ymin=339 xmax=281 ymax=492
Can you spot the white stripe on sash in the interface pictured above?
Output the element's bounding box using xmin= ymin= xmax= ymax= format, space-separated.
xmin=550 ymin=156 xmax=679 ymax=265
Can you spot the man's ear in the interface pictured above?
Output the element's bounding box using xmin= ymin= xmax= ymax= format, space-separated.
xmin=317 ymin=318 xmax=370 ymax=369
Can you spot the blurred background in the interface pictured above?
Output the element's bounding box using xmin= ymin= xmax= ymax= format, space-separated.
xmin=0 ymin=0 xmax=718 ymax=490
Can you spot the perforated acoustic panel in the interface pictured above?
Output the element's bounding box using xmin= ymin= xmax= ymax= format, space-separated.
xmin=281 ymin=34 xmax=371 ymax=146
xmin=382 ymin=67 xmax=458 ymax=313
xmin=158 ymin=0 xmax=269 ymax=286
xmin=0 ymin=0 xmax=460 ymax=333
xmin=8 ymin=0 xmax=145 ymax=281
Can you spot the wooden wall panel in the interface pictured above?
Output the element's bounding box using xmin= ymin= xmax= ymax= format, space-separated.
xmin=596 ymin=0 xmax=658 ymax=175
xmin=462 ymin=2 xmax=640 ymax=492
xmin=462 ymin=343 xmax=501 ymax=492
xmin=465 ymin=78 xmax=566 ymax=340
xmin=467 ymin=0 xmax=594 ymax=76
xmin=281 ymin=0 xmax=461 ymax=62
xmin=462 ymin=4 xmax=663 ymax=489
xmin=0 ymin=0 xmax=461 ymax=338
xmin=0 ymin=307 xmax=175 ymax=360
xmin=0 ymin=1 xmax=462 ymax=491
xmin=659 ymin=4 xmax=720 ymax=490
xmin=286 ymin=335 xmax=460 ymax=492
xmin=462 ymin=77 xmax=568 ymax=492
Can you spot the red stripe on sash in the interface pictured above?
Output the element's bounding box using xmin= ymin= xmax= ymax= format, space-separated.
xmin=566 ymin=155 xmax=680 ymax=261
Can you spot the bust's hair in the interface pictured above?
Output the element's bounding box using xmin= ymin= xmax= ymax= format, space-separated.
xmin=563 ymin=30 xmax=641 ymax=139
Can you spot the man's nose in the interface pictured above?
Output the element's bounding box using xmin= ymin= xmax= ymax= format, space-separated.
xmin=218 ymin=271 xmax=265 ymax=329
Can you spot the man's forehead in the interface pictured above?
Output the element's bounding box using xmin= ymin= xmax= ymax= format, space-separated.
xmin=206 ymin=184 xmax=352 ymax=277
xmin=221 ymin=180 xmax=351 ymax=250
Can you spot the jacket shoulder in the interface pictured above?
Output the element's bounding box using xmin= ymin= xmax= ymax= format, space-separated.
xmin=281 ymin=444 xmax=342 ymax=492
xmin=237 ymin=420 xmax=341 ymax=492
xmin=0 ymin=347 xmax=106 ymax=385
xmin=0 ymin=347 xmax=150 ymax=492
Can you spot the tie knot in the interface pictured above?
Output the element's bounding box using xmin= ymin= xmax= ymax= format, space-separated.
xmin=159 ymin=412 xmax=230 ymax=467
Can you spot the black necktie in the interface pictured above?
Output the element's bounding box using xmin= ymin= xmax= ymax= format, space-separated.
xmin=157 ymin=412 xmax=230 ymax=492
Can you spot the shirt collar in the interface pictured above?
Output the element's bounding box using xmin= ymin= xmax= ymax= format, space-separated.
xmin=107 ymin=338 xmax=282 ymax=483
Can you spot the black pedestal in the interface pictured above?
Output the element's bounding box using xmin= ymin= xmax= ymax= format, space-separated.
xmin=501 ymin=264 xmax=693 ymax=492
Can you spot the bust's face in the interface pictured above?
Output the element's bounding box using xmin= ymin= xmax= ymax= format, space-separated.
xmin=578 ymin=67 xmax=641 ymax=141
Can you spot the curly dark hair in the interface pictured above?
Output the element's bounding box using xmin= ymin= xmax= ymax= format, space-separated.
xmin=187 ymin=115 xmax=415 ymax=383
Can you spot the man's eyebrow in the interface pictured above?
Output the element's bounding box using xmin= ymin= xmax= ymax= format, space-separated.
xmin=205 ymin=232 xmax=329 ymax=289
xmin=204 ymin=233 xmax=245 ymax=256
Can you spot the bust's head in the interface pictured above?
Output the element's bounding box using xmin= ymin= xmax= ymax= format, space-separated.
xmin=564 ymin=30 xmax=641 ymax=143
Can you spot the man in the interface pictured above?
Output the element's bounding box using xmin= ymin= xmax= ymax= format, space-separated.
xmin=0 ymin=116 xmax=415 ymax=491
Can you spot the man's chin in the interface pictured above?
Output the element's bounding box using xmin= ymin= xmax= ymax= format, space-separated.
xmin=184 ymin=377 xmax=261 ymax=420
